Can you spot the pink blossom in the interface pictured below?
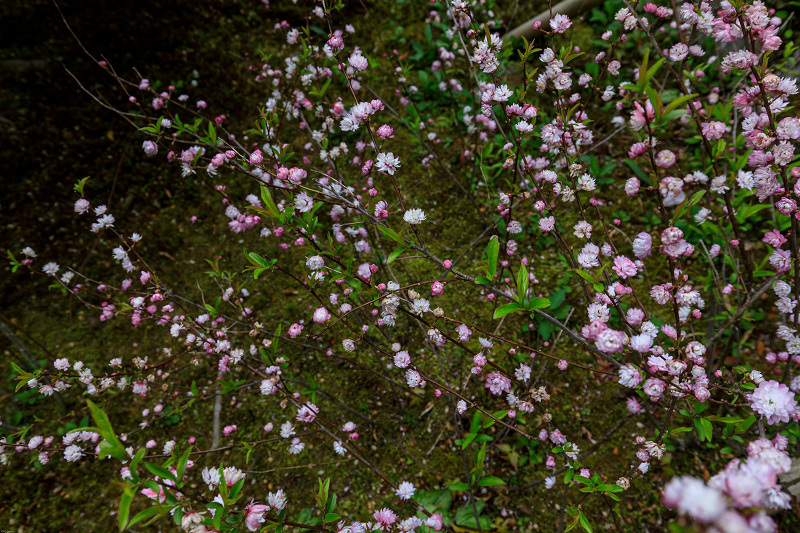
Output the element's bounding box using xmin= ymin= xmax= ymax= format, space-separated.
xmin=485 ymin=373 xmax=511 ymax=395
xmin=373 ymin=508 xmax=397 ymax=527
xmin=550 ymin=14 xmax=572 ymax=33
xmin=763 ymin=229 xmax=787 ymax=248
xmin=288 ymin=323 xmax=304 ymax=338
xmin=749 ymin=380 xmax=798 ymax=425
xmin=612 ymin=255 xmax=638 ymax=278
xmin=313 ymin=307 xmax=331 ymax=323
xmin=769 ymin=249 xmax=792 ymax=273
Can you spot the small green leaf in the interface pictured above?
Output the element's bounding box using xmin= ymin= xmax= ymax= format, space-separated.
xmin=469 ymin=412 xmax=481 ymax=434
xmin=127 ymin=507 xmax=159 ymax=529
xmin=119 ymin=489 xmax=133 ymax=531
xmin=477 ymin=476 xmax=506 ymax=487
xmin=259 ymin=186 xmax=280 ymax=218
xmin=176 ymin=447 xmax=192 ymax=479
xmin=493 ymin=302 xmax=525 ymax=319
xmin=485 ymin=236 xmax=499 ymax=279
xmin=378 ymin=225 xmax=403 ymax=243
xmin=144 ymin=461 xmax=177 ymax=482
xmin=323 ymin=513 xmax=341 ymax=523
xmin=701 ymin=418 xmax=713 ymax=442
xmin=387 ymin=246 xmax=406 ymax=264
xmin=461 ymin=433 xmax=477 ymax=449
xmin=86 ymin=400 xmax=126 ymax=459
xmin=516 ymin=263 xmax=529 ymax=304
xmin=694 ymin=418 xmax=706 ymax=441
xmin=579 ymin=512 xmax=593 ymax=533
xmin=130 ymin=447 xmax=147 ymax=480
xmin=525 ymin=297 xmax=551 ymax=311
xmin=449 ymin=482 xmax=470 ymax=491
xmin=641 ymin=57 xmax=665 ymax=91
xmin=662 ymin=93 xmax=697 ymax=118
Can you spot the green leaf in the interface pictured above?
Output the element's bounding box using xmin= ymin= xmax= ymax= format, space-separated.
xmin=86 ymin=400 xmax=116 ymax=443
xmin=493 ymin=302 xmax=525 ymax=319
xmin=172 ymin=507 xmax=184 ymax=526
xmin=694 ymin=418 xmax=706 ymax=441
xmin=638 ymin=48 xmax=649 ymax=93
xmin=672 ymin=189 xmax=706 ymax=224
xmin=387 ymin=246 xmax=406 ymax=264
xmin=127 ymin=506 xmax=159 ymax=529
xmin=230 ymin=477 xmax=246 ymax=500
xmin=714 ymin=139 xmax=727 ymax=157
xmin=668 ymin=427 xmax=693 ymax=437
xmin=119 ymin=489 xmax=133 ymax=531
xmin=516 ymin=263 xmax=529 ymax=304
xmin=86 ymin=400 xmax=126 ymax=460
xmin=645 ymin=86 xmax=663 ymax=119
xmin=663 ymin=109 xmax=688 ymax=122
xmin=663 ymin=93 xmax=697 ymax=118
xmin=73 ymin=176 xmax=90 ymax=196
xmin=378 ymin=225 xmax=403 ymax=244
xmin=461 ymin=433 xmax=477 ymax=449
xmin=449 ymin=482 xmax=469 ymax=491
xmin=477 ymin=476 xmax=506 ymax=487
xmin=413 ymin=489 xmax=452 ymax=513
xmin=10 ymin=361 xmax=28 ymax=377
xmin=176 ymin=447 xmax=192 ymax=479
xmin=701 ymin=418 xmax=713 ymax=442
xmin=485 ymin=236 xmax=499 ymax=279
xmin=476 ymin=442 xmax=487 ymax=471
xmin=259 ymin=186 xmax=280 ymax=218
xmin=525 ymin=297 xmax=551 ymax=311
xmin=579 ymin=512 xmax=593 ymax=533
xmin=144 ymin=461 xmax=177 ymax=482
xmin=624 ymin=159 xmax=652 ymax=186
xmin=326 ymin=492 xmax=337 ymax=515
xmin=549 ymin=288 xmax=566 ymax=309
xmin=454 ymin=499 xmax=487 ymax=529
xmin=641 ymin=57 xmax=665 ymax=92
xmin=323 ymin=513 xmax=341 ymax=523
xmin=539 ymin=320 xmax=552 ymax=341
xmin=469 ymin=412 xmax=481 ymax=434
xmin=130 ymin=447 xmax=147 ymax=480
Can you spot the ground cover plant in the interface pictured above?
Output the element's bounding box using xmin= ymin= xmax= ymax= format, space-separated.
xmin=3 ymin=0 xmax=800 ymax=531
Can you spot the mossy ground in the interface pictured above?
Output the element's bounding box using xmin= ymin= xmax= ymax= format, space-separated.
xmin=2 ymin=0 xmax=800 ymax=532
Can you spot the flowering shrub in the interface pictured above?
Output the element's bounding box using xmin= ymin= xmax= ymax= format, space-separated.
xmin=5 ymin=0 xmax=800 ymax=531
